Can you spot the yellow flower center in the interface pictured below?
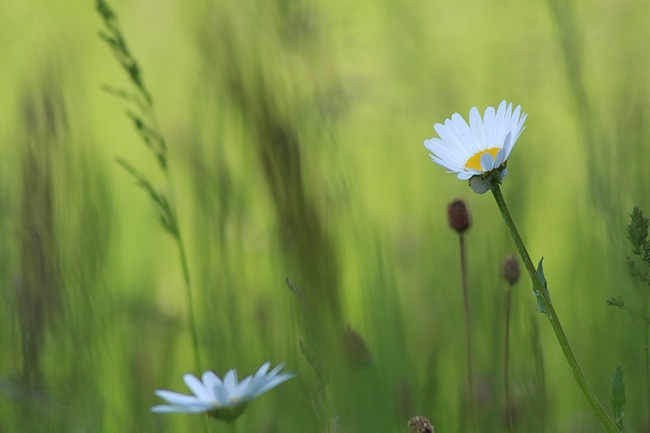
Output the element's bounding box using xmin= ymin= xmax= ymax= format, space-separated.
xmin=465 ymin=148 xmax=500 ymax=171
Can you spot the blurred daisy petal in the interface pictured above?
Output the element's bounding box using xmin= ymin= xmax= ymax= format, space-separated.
xmin=151 ymin=362 xmax=294 ymax=421
xmin=183 ymin=374 xmax=212 ymax=402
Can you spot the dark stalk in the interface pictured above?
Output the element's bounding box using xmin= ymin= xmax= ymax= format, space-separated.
xmin=504 ymin=285 xmax=513 ymax=432
xmin=643 ymin=288 xmax=650 ymax=419
xmin=458 ymin=233 xmax=476 ymax=431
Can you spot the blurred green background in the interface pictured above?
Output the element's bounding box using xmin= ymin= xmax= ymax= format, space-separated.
xmin=2 ymin=0 xmax=650 ymax=431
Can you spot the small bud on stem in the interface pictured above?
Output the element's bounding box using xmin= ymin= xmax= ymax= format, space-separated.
xmin=501 ymin=255 xmax=520 ymax=286
xmin=342 ymin=325 xmax=373 ymax=369
xmin=447 ymin=199 xmax=471 ymax=234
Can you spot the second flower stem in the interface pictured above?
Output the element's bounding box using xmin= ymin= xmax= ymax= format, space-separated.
xmin=490 ymin=184 xmax=618 ymax=433
xmin=459 ymin=234 xmax=477 ymax=431
xmin=504 ymin=284 xmax=513 ymax=432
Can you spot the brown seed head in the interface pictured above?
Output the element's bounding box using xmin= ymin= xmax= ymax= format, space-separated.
xmin=407 ymin=415 xmax=434 ymax=433
xmin=501 ymin=255 xmax=520 ymax=286
xmin=447 ymin=199 xmax=471 ymax=233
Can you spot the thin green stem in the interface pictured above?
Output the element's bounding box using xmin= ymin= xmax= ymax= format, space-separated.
xmin=163 ymin=170 xmax=204 ymax=433
xmin=643 ymin=292 xmax=650 ymax=417
xmin=160 ymin=134 xmax=204 ymax=433
xmin=504 ymin=285 xmax=513 ymax=433
xmin=226 ymin=420 xmax=240 ymax=433
xmin=154 ymin=111 xmax=202 ymax=376
xmin=174 ymin=222 xmax=202 ymax=374
xmin=490 ymin=184 xmax=618 ymax=433
xmin=147 ymin=89 xmax=201 ymax=376
xmin=459 ymin=234 xmax=477 ymax=431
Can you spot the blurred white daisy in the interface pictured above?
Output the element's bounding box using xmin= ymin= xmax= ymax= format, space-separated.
xmin=151 ymin=362 xmax=294 ymax=421
xmin=424 ymin=101 xmax=527 ymax=190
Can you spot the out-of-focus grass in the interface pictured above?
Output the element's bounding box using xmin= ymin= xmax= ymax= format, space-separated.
xmin=1 ymin=0 xmax=650 ymax=431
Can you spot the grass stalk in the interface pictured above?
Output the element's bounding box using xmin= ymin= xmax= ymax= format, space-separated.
xmin=95 ymin=0 xmax=203 ymax=382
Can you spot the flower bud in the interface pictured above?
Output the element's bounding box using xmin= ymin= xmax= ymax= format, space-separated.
xmin=342 ymin=325 xmax=373 ymax=369
xmin=209 ymin=404 xmax=248 ymax=422
xmin=501 ymin=255 xmax=520 ymax=286
xmin=447 ymin=199 xmax=471 ymax=233
xmin=468 ymin=169 xmax=507 ymax=194
xmin=407 ymin=415 xmax=434 ymax=433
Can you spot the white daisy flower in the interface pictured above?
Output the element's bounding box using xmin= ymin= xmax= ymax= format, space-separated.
xmin=151 ymin=362 xmax=294 ymax=421
xmin=424 ymin=101 xmax=527 ymax=188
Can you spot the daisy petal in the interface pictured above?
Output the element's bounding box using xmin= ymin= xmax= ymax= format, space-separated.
xmin=183 ymin=374 xmax=212 ymax=402
xmin=214 ymin=382 xmax=231 ymax=406
xmin=256 ymin=372 xmax=295 ymax=396
xmin=151 ymin=403 xmax=212 ymax=414
xmin=154 ymin=390 xmax=204 ymax=407
xmin=223 ymin=369 xmax=238 ymax=394
xmin=202 ymin=370 xmax=223 ymax=397
xmin=480 ymin=152 xmax=496 ymax=171
xmin=255 ymin=362 xmax=272 ymax=378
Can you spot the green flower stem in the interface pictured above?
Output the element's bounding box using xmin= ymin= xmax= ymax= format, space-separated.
xmin=490 ymin=184 xmax=618 ymax=433
xmin=228 ymin=421 xmax=239 ymax=433
xmin=226 ymin=421 xmax=240 ymax=433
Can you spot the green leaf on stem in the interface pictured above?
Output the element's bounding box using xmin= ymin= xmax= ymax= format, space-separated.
xmin=627 ymin=206 xmax=649 ymax=258
xmin=533 ymin=257 xmax=551 ymax=314
xmin=606 ymin=297 xmax=626 ymax=309
xmin=610 ymin=365 xmax=625 ymax=431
